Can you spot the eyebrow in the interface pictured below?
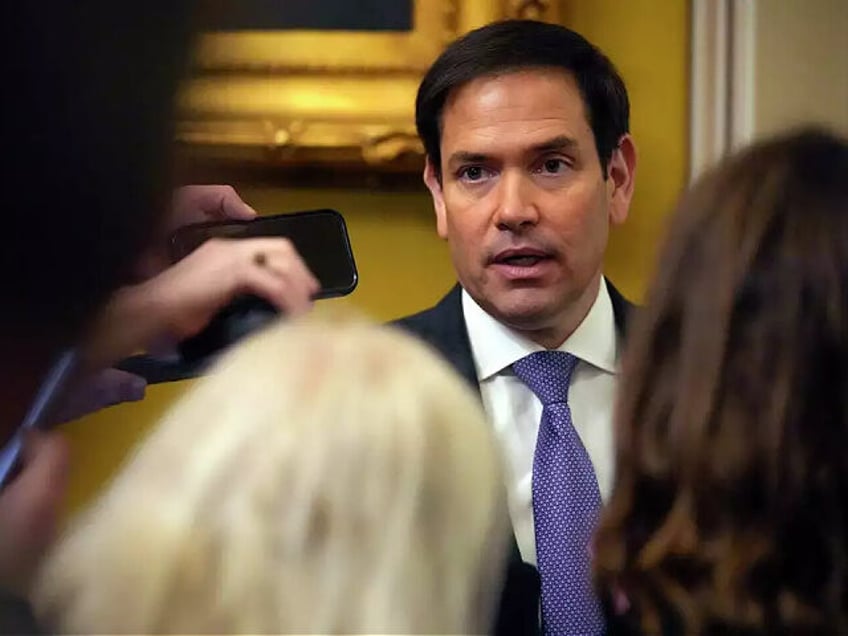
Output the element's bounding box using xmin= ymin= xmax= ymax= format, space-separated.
xmin=447 ymin=151 xmax=489 ymax=166
xmin=446 ymin=135 xmax=580 ymax=166
xmin=530 ymin=135 xmax=579 ymax=153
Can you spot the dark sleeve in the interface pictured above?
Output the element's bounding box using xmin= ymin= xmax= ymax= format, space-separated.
xmin=602 ymin=594 xmax=685 ymax=636
xmin=0 ymin=591 xmax=43 ymax=635
xmin=492 ymin=561 xmax=542 ymax=636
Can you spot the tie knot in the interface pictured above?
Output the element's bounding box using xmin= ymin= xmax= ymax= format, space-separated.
xmin=512 ymin=351 xmax=578 ymax=406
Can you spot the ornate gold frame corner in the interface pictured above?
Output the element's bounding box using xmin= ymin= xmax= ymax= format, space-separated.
xmin=177 ymin=0 xmax=558 ymax=169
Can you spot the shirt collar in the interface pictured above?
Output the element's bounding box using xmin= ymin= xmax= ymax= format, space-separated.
xmin=461 ymin=278 xmax=620 ymax=381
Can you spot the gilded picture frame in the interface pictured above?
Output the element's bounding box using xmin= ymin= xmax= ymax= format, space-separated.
xmin=177 ymin=0 xmax=558 ymax=170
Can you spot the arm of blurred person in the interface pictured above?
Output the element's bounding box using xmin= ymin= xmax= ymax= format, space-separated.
xmin=0 ymin=431 xmax=69 ymax=597
xmin=49 ymin=368 xmax=148 ymax=425
xmin=53 ymin=185 xmax=318 ymax=422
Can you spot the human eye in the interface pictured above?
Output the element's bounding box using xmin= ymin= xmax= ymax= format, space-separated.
xmin=533 ymin=157 xmax=571 ymax=176
xmin=457 ymin=165 xmax=494 ymax=183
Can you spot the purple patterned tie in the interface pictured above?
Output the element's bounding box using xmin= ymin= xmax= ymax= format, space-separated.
xmin=513 ymin=351 xmax=605 ymax=635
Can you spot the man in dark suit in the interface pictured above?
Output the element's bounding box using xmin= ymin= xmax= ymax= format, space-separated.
xmin=394 ymin=20 xmax=638 ymax=636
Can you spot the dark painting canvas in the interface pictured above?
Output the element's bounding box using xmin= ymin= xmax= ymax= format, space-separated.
xmin=202 ymin=0 xmax=414 ymax=31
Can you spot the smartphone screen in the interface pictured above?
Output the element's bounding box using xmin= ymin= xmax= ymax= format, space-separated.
xmin=170 ymin=209 xmax=358 ymax=298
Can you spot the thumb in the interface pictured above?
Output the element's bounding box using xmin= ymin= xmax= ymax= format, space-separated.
xmin=175 ymin=185 xmax=257 ymax=223
xmin=217 ymin=186 xmax=258 ymax=221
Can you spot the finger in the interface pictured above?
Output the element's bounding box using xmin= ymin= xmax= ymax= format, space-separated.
xmin=174 ymin=185 xmax=257 ymax=223
xmin=265 ymin=250 xmax=320 ymax=296
xmin=264 ymin=253 xmax=320 ymax=311
xmin=245 ymin=238 xmax=320 ymax=295
xmin=214 ymin=185 xmax=257 ymax=221
xmin=251 ymin=239 xmax=320 ymax=311
xmin=240 ymin=266 xmax=313 ymax=317
xmin=261 ymin=265 xmax=314 ymax=316
xmin=49 ymin=369 xmax=147 ymax=425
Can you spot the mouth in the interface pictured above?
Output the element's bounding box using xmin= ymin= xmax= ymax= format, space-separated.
xmin=488 ymin=247 xmax=555 ymax=281
xmin=491 ymin=248 xmax=553 ymax=267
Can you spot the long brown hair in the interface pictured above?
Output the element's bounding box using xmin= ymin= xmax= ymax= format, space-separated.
xmin=595 ymin=128 xmax=848 ymax=634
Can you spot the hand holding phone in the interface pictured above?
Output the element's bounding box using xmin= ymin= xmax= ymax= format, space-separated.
xmin=117 ymin=209 xmax=360 ymax=381
xmin=169 ymin=209 xmax=358 ymax=299
xmin=172 ymin=209 xmax=358 ymax=362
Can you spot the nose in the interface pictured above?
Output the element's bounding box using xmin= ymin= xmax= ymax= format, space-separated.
xmin=493 ymin=170 xmax=539 ymax=231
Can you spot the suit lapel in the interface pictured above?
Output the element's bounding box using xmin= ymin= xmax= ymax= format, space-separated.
xmin=443 ymin=288 xmax=527 ymax=567
xmin=416 ymin=285 xmax=480 ymax=390
xmin=417 ymin=286 xmax=526 ymax=566
xmin=606 ymin=279 xmax=634 ymax=337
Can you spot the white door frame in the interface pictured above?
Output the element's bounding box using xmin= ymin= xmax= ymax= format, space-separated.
xmin=689 ymin=0 xmax=757 ymax=181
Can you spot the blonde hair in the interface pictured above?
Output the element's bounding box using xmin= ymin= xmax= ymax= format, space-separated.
xmin=35 ymin=316 xmax=507 ymax=634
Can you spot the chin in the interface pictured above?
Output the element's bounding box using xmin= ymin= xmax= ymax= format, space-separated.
xmin=500 ymin=313 xmax=555 ymax=334
xmin=491 ymin=300 xmax=557 ymax=332
xmin=470 ymin=281 xmax=568 ymax=325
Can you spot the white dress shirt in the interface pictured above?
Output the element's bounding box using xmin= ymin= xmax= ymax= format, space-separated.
xmin=462 ymin=278 xmax=620 ymax=565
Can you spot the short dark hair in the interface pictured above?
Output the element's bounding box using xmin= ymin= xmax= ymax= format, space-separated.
xmin=415 ymin=19 xmax=630 ymax=177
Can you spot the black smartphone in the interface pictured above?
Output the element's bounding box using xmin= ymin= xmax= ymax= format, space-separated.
xmin=170 ymin=209 xmax=358 ymax=298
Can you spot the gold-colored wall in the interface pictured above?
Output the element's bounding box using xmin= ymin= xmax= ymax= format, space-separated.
xmin=60 ymin=0 xmax=689 ymax=517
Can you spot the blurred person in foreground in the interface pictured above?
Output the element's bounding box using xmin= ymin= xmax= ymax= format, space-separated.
xmin=0 ymin=4 xmax=195 ymax=615
xmin=34 ymin=317 xmax=509 ymax=635
xmin=0 ymin=1 xmax=317 ymax=624
xmin=594 ymin=128 xmax=848 ymax=635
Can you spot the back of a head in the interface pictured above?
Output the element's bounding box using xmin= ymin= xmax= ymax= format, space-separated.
xmin=596 ymin=128 xmax=848 ymax=633
xmin=35 ymin=316 xmax=508 ymax=634
xmin=0 ymin=5 xmax=193 ymax=380
xmin=416 ymin=19 xmax=630 ymax=176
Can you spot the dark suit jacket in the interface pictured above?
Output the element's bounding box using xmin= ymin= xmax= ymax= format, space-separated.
xmin=394 ymin=281 xmax=634 ymax=636
xmin=0 ymin=591 xmax=42 ymax=635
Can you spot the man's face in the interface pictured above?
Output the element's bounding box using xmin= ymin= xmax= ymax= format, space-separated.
xmin=425 ymin=69 xmax=635 ymax=345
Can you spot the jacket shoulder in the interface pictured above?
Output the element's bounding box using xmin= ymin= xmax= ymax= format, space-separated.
xmin=392 ymin=303 xmax=443 ymax=337
xmin=391 ymin=285 xmax=463 ymax=341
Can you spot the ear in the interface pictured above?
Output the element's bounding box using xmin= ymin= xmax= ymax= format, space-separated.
xmin=423 ymin=157 xmax=449 ymax=239
xmin=606 ymin=134 xmax=637 ymax=226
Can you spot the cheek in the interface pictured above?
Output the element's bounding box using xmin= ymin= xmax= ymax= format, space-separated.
xmin=444 ymin=216 xmax=490 ymax=279
xmin=443 ymin=183 xmax=482 ymax=211
xmin=549 ymin=190 xmax=610 ymax=262
xmin=443 ymin=195 xmax=487 ymax=248
xmin=445 ymin=216 xmax=478 ymax=255
xmin=571 ymin=213 xmax=610 ymax=262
